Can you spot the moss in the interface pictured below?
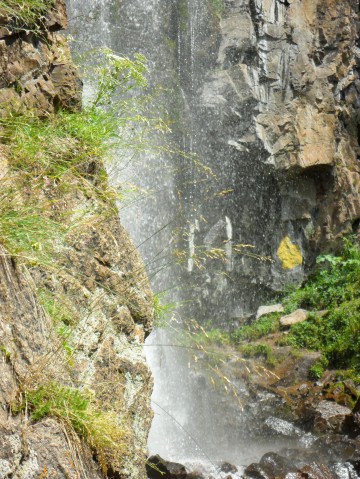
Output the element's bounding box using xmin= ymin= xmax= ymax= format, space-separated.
xmin=239 ymin=343 xmax=277 ymax=367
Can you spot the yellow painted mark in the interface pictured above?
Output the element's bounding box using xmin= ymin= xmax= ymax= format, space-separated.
xmin=277 ymin=236 xmax=303 ymax=270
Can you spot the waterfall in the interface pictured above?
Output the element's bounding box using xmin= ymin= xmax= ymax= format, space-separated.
xmin=67 ymin=0 xmax=285 ymax=468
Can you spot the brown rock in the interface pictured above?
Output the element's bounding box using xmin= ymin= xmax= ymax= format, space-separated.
xmin=50 ymin=63 xmax=83 ymax=110
xmin=314 ymin=400 xmax=352 ymax=433
xmin=146 ymin=455 xmax=188 ymax=479
xmin=46 ymin=0 xmax=67 ymax=30
xmin=296 ymin=463 xmax=337 ymax=479
xmin=280 ymin=309 xmax=309 ymax=327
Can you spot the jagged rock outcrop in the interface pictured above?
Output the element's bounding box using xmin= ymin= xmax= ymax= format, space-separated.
xmin=205 ymin=0 xmax=360 ymax=291
xmin=0 ymin=0 xmax=81 ymax=115
xmin=248 ymin=0 xmax=360 ymax=268
xmin=0 ymin=2 xmax=153 ymax=478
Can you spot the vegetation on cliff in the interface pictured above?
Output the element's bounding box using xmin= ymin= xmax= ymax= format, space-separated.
xmin=191 ymin=238 xmax=360 ymax=383
xmin=0 ymin=0 xmax=55 ymax=28
xmin=13 ymin=382 xmax=127 ymax=474
xmin=0 ymin=20 xmax=155 ymax=476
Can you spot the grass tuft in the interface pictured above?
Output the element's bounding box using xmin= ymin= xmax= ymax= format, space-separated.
xmin=15 ymin=382 xmax=127 ymax=473
xmin=0 ymin=0 xmax=55 ymax=29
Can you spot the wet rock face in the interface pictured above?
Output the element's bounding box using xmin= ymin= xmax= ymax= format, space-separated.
xmin=208 ymin=0 xmax=360 ymax=293
xmin=314 ymin=400 xmax=353 ymax=434
xmin=245 ymin=0 xmax=360 ymax=266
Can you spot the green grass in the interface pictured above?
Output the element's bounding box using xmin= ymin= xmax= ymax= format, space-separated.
xmin=0 ymin=50 xmax=160 ymax=265
xmin=0 ymin=109 xmax=115 ymax=179
xmin=0 ymin=197 xmax=64 ymax=265
xmin=0 ymin=0 xmax=54 ymax=28
xmin=15 ymin=382 xmax=127 ymax=472
xmin=153 ymin=292 xmax=176 ymax=327
xmin=239 ymin=343 xmax=276 ymax=367
xmin=231 ymin=313 xmax=281 ymax=342
xmin=37 ymin=288 xmax=75 ymax=327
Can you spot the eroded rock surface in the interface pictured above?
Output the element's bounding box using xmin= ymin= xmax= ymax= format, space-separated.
xmin=0 ymin=2 xmax=153 ymax=478
xmin=0 ymin=0 xmax=82 ymax=116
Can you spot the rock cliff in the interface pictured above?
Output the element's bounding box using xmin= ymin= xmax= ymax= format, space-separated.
xmin=202 ymin=0 xmax=360 ymax=290
xmin=65 ymin=0 xmax=360 ymax=318
xmin=0 ymin=2 xmax=153 ymax=478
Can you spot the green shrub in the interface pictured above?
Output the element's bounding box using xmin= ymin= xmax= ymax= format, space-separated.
xmin=231 ymin=313 xmax=281 ymax=342
xmin=283 ymin=238 xmax=360 ymax=373
xmin=309 ymin=356 xmax=329 ymax=380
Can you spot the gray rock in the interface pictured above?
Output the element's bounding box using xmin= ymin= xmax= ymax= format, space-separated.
xmin=314 ymin=401 xmax=352 ymax=433
xmin=264 ymin=416 xmax=303 ymax=438
xmin=256 ymin=304 xmax=284 ymax=320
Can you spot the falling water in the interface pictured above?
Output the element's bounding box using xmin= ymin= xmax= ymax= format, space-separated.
xmin=67 ymin=0 xmax=303 ymax=471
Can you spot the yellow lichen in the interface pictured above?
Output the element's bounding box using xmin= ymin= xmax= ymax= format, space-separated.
xmin=277 ymin=236 xmax=303 ymax=270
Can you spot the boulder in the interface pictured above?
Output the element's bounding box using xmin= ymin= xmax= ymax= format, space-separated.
xmin=280 ymin=309 xmax=309 ymax=327
xmin=243 ymin=463 xmax=270 ymax=479
xmin=314 ymin=400 xmax=352 ymax=433
xmin=256 ymin=304 xmax=284 ymax=320
xmin=147 ymin=455 xmax=196 ymax=479
xmin=259 ymin=452 xmax=297 ymax=477
xmin=353 ymin=397 xmax=360 ymax=432
xmin=264 ymin=416 xmax=303 ymax=438
xmin=219 ymin=462 xmax=237 ymax=474
xmin=295 ymin=463 xmax=336 ymax=479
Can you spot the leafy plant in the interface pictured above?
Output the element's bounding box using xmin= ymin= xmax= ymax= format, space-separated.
xmin=281 ymin=238 xmax=360 ymax=374
xmin=0 ymin=345 xmax=11 ymax=362
xmin=309 ymin=356 xmax=329 ymax=380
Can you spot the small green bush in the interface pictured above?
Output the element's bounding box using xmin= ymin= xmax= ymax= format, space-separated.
xmin=282 ymin=238 xmax=360 ymax=374
xmin=309 ymin=356 xmax=329 ymax=380
xmin=231 ymin=313 xmax=281 ymax=342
